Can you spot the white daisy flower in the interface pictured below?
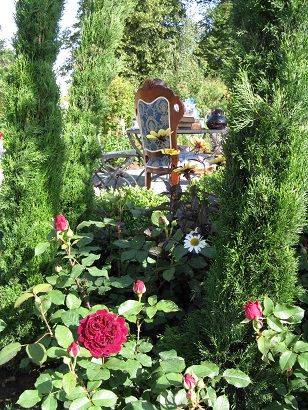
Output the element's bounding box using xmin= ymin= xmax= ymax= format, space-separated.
xmin=183 ymin=233 xmax=206 ymax=253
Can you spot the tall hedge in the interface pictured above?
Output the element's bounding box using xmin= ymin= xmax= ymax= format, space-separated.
xmin=0 ymin=0 xmax=64 ymax=348
xmin=199 ymin=0 xmax=308 ymax=407
xmin=59 ymin=0 xmax=137 ymax=227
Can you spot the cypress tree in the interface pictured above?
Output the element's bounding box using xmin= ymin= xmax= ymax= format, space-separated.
xmin=59 ymin=0 xmax=137 ymax=227
xmin=199 ymin=0 xmax=308 ymax=406
xmin=0 ymin=0 xmax=64 ymax=347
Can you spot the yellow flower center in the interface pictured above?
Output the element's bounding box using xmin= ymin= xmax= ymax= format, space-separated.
xmin=190 ymin=237 xmax=200 ymax=246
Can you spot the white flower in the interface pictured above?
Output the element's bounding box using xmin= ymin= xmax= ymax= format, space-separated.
xmin=183 ymin=233 xmax=206 ymax=253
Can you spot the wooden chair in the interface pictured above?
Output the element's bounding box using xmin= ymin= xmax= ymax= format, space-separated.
xmin=134 ymin=79 xmax=184 ymax=189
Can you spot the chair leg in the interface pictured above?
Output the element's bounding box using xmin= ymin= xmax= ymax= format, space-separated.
xmin=145 ymin=171 xmax=151 ymax=189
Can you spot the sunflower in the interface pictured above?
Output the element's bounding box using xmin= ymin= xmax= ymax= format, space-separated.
xmin=184 ymin=232 xmax=206 ymax=253
xmin=161 ymin=148 xmax=180 ymax=156
xmin=146 ymin=128 xmax=173 ymax=140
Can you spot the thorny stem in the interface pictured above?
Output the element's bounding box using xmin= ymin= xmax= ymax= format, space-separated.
xmin=37 ymin=297 xmax=53 ymax=336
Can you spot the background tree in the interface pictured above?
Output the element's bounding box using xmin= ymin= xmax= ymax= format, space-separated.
xmin=59 ymin=0 xmax=137 ymax=226
xmin=119 ymin=0 xmax=186 ymax=84
xmin=0 ymin=0 xmax=65 ymax=349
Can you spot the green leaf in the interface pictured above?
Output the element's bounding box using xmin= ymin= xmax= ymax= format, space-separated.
xmin=130 ymin=234 xmax=145 ymax=250
xmin=136 ymin=352 xmax=152 ymax=367
xmin=298 ymin=352 xmax=308 ymax=371
xmin=88 ymin=266 xmax=109 ymax=277
xmin=156 ymin=300 xmax=179 ymax=312
xmin=81 ymin=254 xmax=100 ymax=267
xmin=146 ymin=306 xmax=157 ymax=319
xmin=26 ymin=343 xmax=47 ymax=365
xmin=92 ymin=389 xmax=118 ymax=407
xmin=66 ymin=294 xmax=82 ymax=310
xmin=63 ymin=372 xmax=77 ymax=395
xmin=159 ymin=349 xmax=178 ymax=360
xmin=33 ymin=283 xmax=52 ymax=294
xmin=69 ymin=396 xmax=91 ymax=410
xmin=273 ymin=305 xmax=304 ymax=321
xmin=187 ymin=362 xmax=219 ymax=378
xmin=213 ymin=395 xmax=230 ymax=410
xmin=293 ymin=340 xmax=308 ymax=353
xmin=136 ymin=250 xmax=148 ymax=263
xmin=223 ymin=369 xmax=251 ymax=388
xmin=48 ymin=289 xmax=66 ymax=305
xmin=257 ymin=335 xmax=271 ymax=356
xmin=55 ymin=325 xmax=73 ymax=348
xmin=0 ymin=342 xmax=22 ymax=365
xmin=0 ymin=319 xmax=7 ymax=332
xmin=279 ymin=351 xmax=297 ymax=371
xmin=61 ymin=310 xmax=81 ymax=327
xmin=153 ymin=372 xmax=183 ymax=393
xmin=118 ymin=300 xmax=143 ymax=318
xmin=160 ymin=357 xmax=186 ymax=373
xmin=263 ymin=296 xmax=274 ymax=316
xmin=14 ymin=292 xmax=34 ymax=308
xmin=109 ymin=275 xmax=134 ymax=288
xmin=172 ymin=245 xmax=188 ymax=260
xmin=121 ymin=249 xmax=137 ymax=262
xmin=113 ymin=239 xmax=132 ymax=248
xmin=266 ymin=315 xmax=285 ymax=332
xmin=41 ymin=393 xmax=58 ymax=410
xmin=46 ymin=346 xmax=67 ymax=358
xmin=148 ymin=295 xmax=157 ymax=306
xmin=35 ymin=373 xmax=53 ymax=395
xmin=16 ymin=390 xmax=42 ymax=408
xmin=162 ymin=267 xmax=175 ymax=282
xmin=71 ymin=264 xmax=84 ymax=279
xmin=34 ymin=242 xmax=50 ymax=256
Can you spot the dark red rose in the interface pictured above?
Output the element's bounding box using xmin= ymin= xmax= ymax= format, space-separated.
xmin=54 ymin=214 xmax=68 ymax=231
xmin=78 ymin=310 xmax=128 ymax=358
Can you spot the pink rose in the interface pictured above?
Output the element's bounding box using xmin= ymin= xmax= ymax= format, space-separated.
xmin=183 ymin=373 xmax=197 ymax=390
xmin=67 ymin=341 xmax=80 ymax=357
xmin=54 ymin=214 xmax=68 ymax=231
xmin=243 ymin=300 xmax=263 ymax=320
xmin=133 ymin=280 xmax=146 ymax=295
xmin=78 ymin=310 xmax=129 ymax=358
xmin=0 ymin=133 xmax=3 ymax=139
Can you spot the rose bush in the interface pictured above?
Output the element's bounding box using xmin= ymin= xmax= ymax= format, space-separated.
xmin=77 ymin=309 xmax=129 ymax=357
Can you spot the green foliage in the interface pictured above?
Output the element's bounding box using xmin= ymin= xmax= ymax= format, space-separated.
xmin=60 ymin=0 xmax=137 ymax=227
xmin=0 ymin=219 xmax=255 ymax=409
xmin=0 ymin=0 xmax=65 ymax=347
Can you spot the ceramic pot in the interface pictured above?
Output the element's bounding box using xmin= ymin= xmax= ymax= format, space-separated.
xmin=206 ymin=109 xmax=227 ymax=130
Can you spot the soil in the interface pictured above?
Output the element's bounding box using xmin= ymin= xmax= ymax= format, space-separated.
xmin=0 ymin=367 xmax=39 ymax=409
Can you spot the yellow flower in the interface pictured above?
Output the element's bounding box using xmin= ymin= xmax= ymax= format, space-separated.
xmin=146 ymin=128 xmax=173 ymax=140
xmin=173 ymin=163 xmax=198 ymax=174
xmin=161 ymin=149 xmax=180 ymax=156
xmin=190 ymin=136 xmax=208 ymax=151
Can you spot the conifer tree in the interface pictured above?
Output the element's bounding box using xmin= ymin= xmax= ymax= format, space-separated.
xmin=0 ymin=0 xmax=64 ymax=348
xmin=59 ymin=0 xmax=137 ymax=226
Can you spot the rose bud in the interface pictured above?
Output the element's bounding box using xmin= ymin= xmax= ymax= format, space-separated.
xmin=183 ymin=373 xmax=197 ymax=390
xmin=243 ymin=300 xmax=263 ymax=321
xmin=68 ymin=341 xmax=80 ymax=358
xmin=55 ymin=264 xmax=62 ymax=273
xmin=133 ymin=280 xmax=146 ymax=296
xmin=53 ymin=214 xmax=69 ymax=231
xmin=187 ymin=390 xmax=197 ymax=403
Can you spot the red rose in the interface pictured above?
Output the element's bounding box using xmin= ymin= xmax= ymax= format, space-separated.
xmin=67 ymin=341 xmax=80 ymax=357
xmin=133 ymin=280 xmax=146 ymax=295
xmin=78 ymin=310 xmax=128 ymax=358
xmin=183 ymin=373 xmax=197 ymax=390
xmin=0 ymin=133 xmax=3 ymax=139
xmin=243 ymin=300 xmax=263 ymax=320
xmin=54 ymin=214 xmax=68 ymax=231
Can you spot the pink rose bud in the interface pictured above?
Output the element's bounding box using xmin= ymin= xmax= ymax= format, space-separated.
xmin=68 ymin=341 xmax=80 ymax=358
xmin=0 ymin=133 xmax=3 ymax=139
xmin=133 ymin=280 xmax=146 ymax=295
xmin=183 ymin=373 xmax=197 ymax=390
xmin=243 ymin=300 xmax=263 ymax=320
xmin=187 ymin=390 xmax=197 ymax=403
xmin=54 ymin=214 xmax=69 ymax=231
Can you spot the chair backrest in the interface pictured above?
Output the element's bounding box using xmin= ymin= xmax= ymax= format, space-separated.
xmin=134 ymin=79 xmax=184 ymax=159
